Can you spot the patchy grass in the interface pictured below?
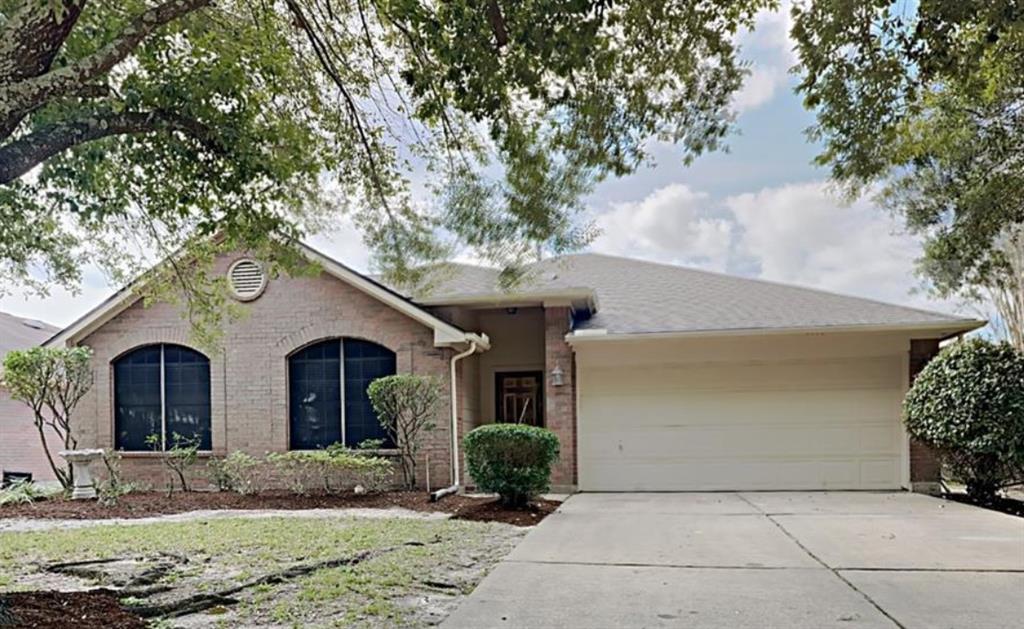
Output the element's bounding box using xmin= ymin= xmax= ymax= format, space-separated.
xmin=0 ymin=516 xmax=525 ymax=627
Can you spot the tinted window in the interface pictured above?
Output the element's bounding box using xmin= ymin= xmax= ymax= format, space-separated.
xmin=114 ymin=344 xmax=211 ymax=451
xmin=343 ymin=339 xmax=396 ymax=448
xmin=288 ymin=339 xmax=396 ymax=449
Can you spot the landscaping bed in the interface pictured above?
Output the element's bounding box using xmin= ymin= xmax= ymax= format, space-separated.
xmin=0 ymin=490 xmax=560 ymax=526
xmin=0 ymin=590 xmax=145 ymax=629
xmin=945 ymin=492 xmax=1024 ymax=518
xmin=0 ymin=515 xmax=526 ymax=627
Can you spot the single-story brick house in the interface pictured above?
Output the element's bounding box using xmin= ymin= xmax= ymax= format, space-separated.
xmin=44 ymin=245 xmax=982 ymax=493
xmin=1 ymin=311 xmax=60 ymax=482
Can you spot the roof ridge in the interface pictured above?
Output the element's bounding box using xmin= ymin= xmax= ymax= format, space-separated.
xmin=555 ymin=252 xmax=970 ymax=323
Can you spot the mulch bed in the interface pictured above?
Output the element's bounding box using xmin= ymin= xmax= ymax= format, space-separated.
xmin=945 ymin=492 xmax=1024 ymax=518
xmin=0 ymin=590 xmax=145 ymax=629
xmin=0 ymin=490 xmax=560 ymax=527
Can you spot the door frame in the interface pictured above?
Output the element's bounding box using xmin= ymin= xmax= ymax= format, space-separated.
xmin=494 ymin=370 xmax=545 ymax=426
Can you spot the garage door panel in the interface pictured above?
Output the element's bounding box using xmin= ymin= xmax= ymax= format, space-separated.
xmin=578 ymin=354 xmax=905 ymax=491
xmin=583 ymin=458 xmax=901 ymax=492
xmin=580 ymin=423 xmax=900 ymax=459
xmin=582 ymin=389 xmax=903 ymax=428
xmin=582 ymin=356 xmax=903 ymax=394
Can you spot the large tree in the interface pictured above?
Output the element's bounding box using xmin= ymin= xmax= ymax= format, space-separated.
xmin=792 ymin=0 xmax=1024 ymax=347
xmin=0 ymin=0 xmax=771 ymax=339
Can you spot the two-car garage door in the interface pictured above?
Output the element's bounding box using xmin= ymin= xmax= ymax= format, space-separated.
xmin=577 ymin=350 xmax=907 ymax=491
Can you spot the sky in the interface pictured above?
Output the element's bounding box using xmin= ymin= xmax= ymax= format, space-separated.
xmin=0 ymin=3 xmax=978 ymax=329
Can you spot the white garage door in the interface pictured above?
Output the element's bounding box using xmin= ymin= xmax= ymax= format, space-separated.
xmin=578 ymin=355 xmax=906 ymax=491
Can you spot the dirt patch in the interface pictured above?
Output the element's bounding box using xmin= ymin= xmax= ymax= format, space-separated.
xmin=0 ymin=491 xmax=559 ymax=526
xmin=0 ymin=590 xmax=146 ymax=629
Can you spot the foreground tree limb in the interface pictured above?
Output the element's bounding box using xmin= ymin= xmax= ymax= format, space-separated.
xmin=0 ymin=109 xmax=218 ymax=183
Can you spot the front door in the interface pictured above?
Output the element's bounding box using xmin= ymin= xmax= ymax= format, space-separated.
xmin=495 ymin=371 xmax=544 ymax=426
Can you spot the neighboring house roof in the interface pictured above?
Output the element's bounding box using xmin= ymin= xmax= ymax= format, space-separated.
xmin=0 ymin=312 xmax=58 ymax=380
xmin=407 ymin=253 xmax=984 ymax=338
xmin=0 ymin=312 xmax=58 ymax=357
xmin=44 ymin=243 xmax=488 ymax=350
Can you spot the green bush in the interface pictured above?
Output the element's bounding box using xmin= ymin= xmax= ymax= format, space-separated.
xmin=368 ymin=374 xmax=441 ymax=489
xmin=207 ymin=451 xmax=268 ymax=495
xmin=0 ymin=481 xmax=61 ymax=506
xmin=263 ymin=446 xmax=393 ymax=495
xmin=904 ymin=338 xmax=1024 ymax=499
xmin=464 ymin=424 xmax=560 ymax=507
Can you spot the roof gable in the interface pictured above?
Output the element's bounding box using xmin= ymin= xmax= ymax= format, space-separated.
xmin=45 ymin=243 xmax=485 ymax=349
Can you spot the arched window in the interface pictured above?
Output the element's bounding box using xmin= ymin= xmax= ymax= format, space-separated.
xmin=114 ymin=344 xmax=212 ymax=451
xmin=289 ymin=338 xmax=396 ymax=450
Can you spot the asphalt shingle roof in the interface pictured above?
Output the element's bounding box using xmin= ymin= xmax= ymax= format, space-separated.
xmin=0 ymin=312 xmax=58 ymax=358
xmin=410 ymin=253 xmax=976 ymax=335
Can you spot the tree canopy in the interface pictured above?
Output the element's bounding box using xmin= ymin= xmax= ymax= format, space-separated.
xmin=0 ymin=0 xmax=772 ymax=331
xmin=792 ymin=1 xmax=1024 ymax=323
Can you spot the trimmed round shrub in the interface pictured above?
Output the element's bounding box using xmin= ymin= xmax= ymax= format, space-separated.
xmin=464 ymin=424 xmax=560 ymax=507
xmin=904 ymin=339 xmax=1024 ymax=499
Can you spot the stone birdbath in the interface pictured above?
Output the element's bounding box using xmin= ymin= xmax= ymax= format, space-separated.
xmin=59 ymin=449 xmax=105 ymax=500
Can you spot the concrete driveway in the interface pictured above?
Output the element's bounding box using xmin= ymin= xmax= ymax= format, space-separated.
xmin=443 ymin=492 xmax=1024 ymax=628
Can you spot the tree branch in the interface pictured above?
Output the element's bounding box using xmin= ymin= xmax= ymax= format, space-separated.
xmin=0 ymin=0 xmax=89 ymax=139
xmin=0 ymin=0 xmax=211 ymax=130
xmin=0 ymin=109 xmax=219 ymax=184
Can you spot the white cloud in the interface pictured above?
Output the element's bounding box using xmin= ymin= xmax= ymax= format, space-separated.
xmin=732 ymin=1 xmax=797 ymax=114
xmin=591 ymin=183 xmax=733 ymax=271
xmin=725 ymin=181 xmax=944 ymax=309
xmin=587 ymin=179 xmax=968 ymax=316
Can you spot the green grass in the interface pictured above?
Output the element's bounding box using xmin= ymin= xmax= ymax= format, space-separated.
xmin=0 ymin=516 xmax=520 ymax=627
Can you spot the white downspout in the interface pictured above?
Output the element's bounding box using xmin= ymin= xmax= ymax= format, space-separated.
xmin=431 ymin=340 xmax=478 ymax=501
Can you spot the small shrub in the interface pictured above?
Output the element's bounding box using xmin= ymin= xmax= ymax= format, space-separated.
xmin=368 ymin=374 xmax=442 ymax=489
xmin=95 ymin=449 xmax=140 ymax=506
xmin=0 ymin=481 xmax=61 ymax=506
xmin=464 ymin=424 xmax=560 ymax=507
xmin=147 ymin=433 xmax=201 ymax=495
xmin=214 ymin=451 xmax=269 ymax=495
xmin=904 ymin=339 xmax=1024 ymax=499
xmin=267 ymin=447 xmax=393 ymax=495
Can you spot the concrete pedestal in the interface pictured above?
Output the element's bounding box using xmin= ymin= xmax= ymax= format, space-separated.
xmin=59 ymin=449 xmax=104 ymax=500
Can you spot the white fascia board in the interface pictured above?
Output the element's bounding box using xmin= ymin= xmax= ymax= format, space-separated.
xmin=565 ymin=319 xmax=987 ymax=345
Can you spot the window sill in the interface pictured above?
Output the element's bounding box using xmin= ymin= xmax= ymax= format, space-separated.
xmin=116 ymin=451 xmax=217 ymax=459
xmin=287 ymin=449 xmax=400 ymax=456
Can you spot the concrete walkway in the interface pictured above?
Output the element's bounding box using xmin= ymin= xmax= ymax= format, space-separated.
xmin=442 ymin=492 xmax=1024 ymax=628
xmin=0 ymin=506 xmax=448 ymax=533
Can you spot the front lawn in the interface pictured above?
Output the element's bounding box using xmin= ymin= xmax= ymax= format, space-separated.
xmin=0 ymin=515 xmax=525 ymax=627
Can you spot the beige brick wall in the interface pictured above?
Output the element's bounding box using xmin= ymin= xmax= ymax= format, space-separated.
xmin=909 ymin=338 xmax=942 ymax=492
xmin=544 ymin=306 xmax=577 ymax=489
xmin=0 ymin=388 xmax=60 ymax=481
xmin=74 ymin=254 xmax=455 ymax=489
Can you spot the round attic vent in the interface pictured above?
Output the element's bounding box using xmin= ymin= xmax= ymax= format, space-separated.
xmin=227 ymin=259 xmax=267 ymax=301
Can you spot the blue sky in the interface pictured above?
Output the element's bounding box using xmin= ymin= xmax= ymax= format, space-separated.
xmin=0 ymin=3 xmax=979 ymax=328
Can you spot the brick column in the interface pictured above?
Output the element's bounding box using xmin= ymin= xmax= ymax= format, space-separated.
xmin=544 ymin=306 xmax=577 ymax=490
xmin=909 ymin=339 xmax=942 ymax=494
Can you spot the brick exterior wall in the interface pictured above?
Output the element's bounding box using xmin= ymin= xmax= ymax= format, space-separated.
xmin=0 ymin=388 xmax=60 ymax=481
xmin=544 ymin=306 xmax=577 ymax=489
xmin=74 ymin=253 xmax=455 ymax=490
xmin=909 ymin=338 xmax=942 ymax=493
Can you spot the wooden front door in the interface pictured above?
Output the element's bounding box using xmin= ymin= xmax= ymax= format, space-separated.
xmin=495 ymin=371 xmax=544 ymax=426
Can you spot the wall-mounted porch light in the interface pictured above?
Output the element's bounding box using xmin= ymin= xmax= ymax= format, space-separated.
xmin=549 ymin=364 xmax=565 ymax=387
